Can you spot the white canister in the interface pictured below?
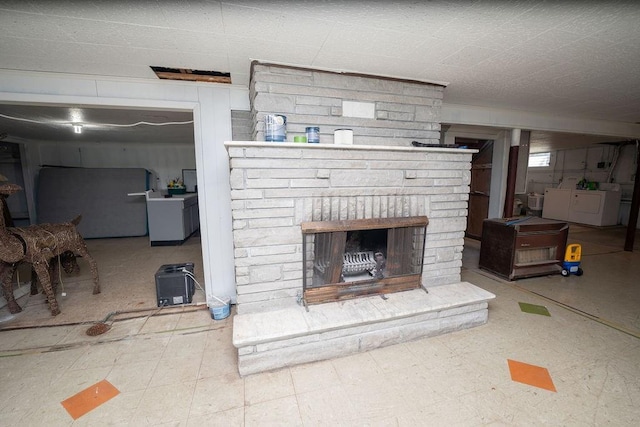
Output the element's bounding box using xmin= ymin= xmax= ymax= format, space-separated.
xmin=334 ymin=129 xmax=353 ymax=145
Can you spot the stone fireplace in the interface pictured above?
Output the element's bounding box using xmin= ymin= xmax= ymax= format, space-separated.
xmin=229 ymin=62 xmax=494 ymax=376
xmin=228 ymin=142 xmax=495 ymax=376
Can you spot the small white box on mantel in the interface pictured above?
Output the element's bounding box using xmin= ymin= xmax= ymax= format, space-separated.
xmin=334 ymin=129 xmax=353 ymax=145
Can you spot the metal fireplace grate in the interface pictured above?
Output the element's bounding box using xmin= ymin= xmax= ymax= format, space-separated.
xmin=342 ymin=251 xmax=376 ymax=275
xmin=314 ymin=251 xmax=376 ymax=275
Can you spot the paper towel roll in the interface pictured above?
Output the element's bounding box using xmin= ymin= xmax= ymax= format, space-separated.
xmin=334 ymin=129 xmax=353 ymax=145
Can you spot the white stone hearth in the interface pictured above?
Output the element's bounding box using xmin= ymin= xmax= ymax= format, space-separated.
xmin=233 ymin=281 xmax=495 ymax=376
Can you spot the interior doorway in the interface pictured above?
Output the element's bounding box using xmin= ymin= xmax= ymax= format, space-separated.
xmin=464 ymin=138 xmax=494 ymax=240
xmin=0 ymin=102 xmax=205 ymax=324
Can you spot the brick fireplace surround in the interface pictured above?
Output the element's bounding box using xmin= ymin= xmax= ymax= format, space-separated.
xmin=228 ymin=142 xmax=495 ymax=376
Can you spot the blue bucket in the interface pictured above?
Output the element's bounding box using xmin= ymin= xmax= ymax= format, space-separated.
xmin=305 ymin=126 xmax=320 ymax=143
xmin=209 ymin=297 xmax=230 ymax=320
xmin=265 ymin=114 xmax=286 ymax=142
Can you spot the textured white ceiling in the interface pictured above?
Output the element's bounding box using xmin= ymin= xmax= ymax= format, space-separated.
xmin=0 ymin=0 xmax=639 ymax=147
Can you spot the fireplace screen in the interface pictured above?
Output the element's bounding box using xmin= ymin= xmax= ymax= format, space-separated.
xmin=301 ymin=217 xmax=428 ymax=305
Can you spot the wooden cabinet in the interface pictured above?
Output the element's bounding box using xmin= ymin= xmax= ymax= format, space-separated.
xmin=479 ymin=217 xmax=568 ymax=280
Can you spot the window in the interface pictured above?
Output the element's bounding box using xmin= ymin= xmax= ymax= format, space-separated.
xmin=528 ymin=152 xmax=551 ymax=167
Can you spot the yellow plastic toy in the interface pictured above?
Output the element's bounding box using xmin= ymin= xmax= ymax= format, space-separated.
xmin=561 ymin=244 xmax=583 ymax=276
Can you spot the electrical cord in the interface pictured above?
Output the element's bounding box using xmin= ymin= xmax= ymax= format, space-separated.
xmin=182 ymin=269 xmax=204 ymax=292
xmin=0 ymin=112 xmax=193 ymax=128
xmin=181 ymin=268 xmax=228 ymax=306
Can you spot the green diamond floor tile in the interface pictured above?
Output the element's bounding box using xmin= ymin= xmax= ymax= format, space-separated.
xmin=519 ymin=302 xmax=550 ymax=316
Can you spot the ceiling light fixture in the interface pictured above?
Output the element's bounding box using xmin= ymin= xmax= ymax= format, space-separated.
xmin=73 ymin=124 xmax=83 ymax=134
xmin=69 ymin=108 xmax=84 ymax=123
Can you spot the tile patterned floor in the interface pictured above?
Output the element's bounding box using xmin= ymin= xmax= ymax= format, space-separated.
xmin=1 ymin=225 xmax=639 ymax=425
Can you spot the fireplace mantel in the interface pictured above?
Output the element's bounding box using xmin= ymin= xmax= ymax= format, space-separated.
xmin=225 ymin=140 xmax=474 ymax=154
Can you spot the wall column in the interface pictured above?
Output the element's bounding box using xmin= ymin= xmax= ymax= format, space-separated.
xmin=503 ymin=129 xmax=521 ymax=217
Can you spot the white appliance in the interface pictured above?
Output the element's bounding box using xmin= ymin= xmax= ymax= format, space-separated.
xmin=542 ymin=188 xmax=572 ymax=221
xmin=527 ymin=193 xmax=544 ymax=211
xmin=542 ymin=184 xmax=621 ymax=226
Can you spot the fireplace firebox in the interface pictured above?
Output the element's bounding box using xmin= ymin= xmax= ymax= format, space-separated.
xmin=301 ymin=216 xmax=428 ymax=305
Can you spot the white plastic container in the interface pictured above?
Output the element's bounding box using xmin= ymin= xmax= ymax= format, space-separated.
xmin=513 ymin=199 xmax=523 ymax=216
xmin=334 ymin=129 xmax=353 ymax=145
xmin=528 ymin=193 xmax=544 ymax=211
xmin=208 ymin=296 xmax=230 ymax=320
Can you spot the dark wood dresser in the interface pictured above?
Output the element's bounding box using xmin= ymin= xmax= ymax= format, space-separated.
xmin=478 ymin=217 xmax=568 ymax=280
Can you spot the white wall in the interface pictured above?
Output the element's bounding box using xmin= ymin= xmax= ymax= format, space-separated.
xmin=526 ymin=143 xmax=639 ymax=228
xmin=34 ymin=140 xmax=196 ymax=191
xmin=526 ymin=144 xmax=622 ymax=194
xmin=0 ymin=69 xmax=250 ymax=304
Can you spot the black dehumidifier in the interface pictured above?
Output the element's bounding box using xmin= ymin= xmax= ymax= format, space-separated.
xmin=155 ymin=263 xmax=195 ymax=307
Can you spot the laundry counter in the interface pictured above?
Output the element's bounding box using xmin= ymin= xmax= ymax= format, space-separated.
xmin=147 ymin=193 xmax=199 ymax=245
xmin=129 ymin=191 xmax=199 ymax=245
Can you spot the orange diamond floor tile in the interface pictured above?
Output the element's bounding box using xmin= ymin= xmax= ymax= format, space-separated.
xmin=507 ymin=359 xmax=557 ymax=392
xmin=61 ymin=379 xmax=120 ymax=420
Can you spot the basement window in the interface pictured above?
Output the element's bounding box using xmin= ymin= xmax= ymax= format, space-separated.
xmin=528 ymin=152 xmax=551 ymax=168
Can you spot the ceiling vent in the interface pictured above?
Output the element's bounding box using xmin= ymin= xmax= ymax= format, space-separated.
xmin=150 ymin=66 xmax=231 ymax=84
